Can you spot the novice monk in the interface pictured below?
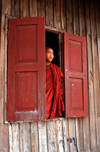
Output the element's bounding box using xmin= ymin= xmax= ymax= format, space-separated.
xmin=46 ymin=47 xmax=64 ymax=119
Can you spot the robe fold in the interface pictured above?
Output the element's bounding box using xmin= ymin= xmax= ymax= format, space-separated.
xmin=46 ymin=63 xmax=64 ymax=119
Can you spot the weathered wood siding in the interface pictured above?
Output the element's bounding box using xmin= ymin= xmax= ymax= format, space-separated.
xmin=0 ymin=0 xmax=100 ymax=151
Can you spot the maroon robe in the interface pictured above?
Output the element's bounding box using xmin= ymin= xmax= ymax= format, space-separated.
xmin=46 ymin=63 xmax=64 ymax=119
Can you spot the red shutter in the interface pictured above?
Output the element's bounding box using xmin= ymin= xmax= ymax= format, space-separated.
xmin=64 ymin=33 xmax=88 ymax=117
xmin=7 ymin=17 xmax=45 ymax=121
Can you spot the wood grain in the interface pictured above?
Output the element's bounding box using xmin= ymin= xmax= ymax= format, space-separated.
xmin=61 ymin=0 xmax=66 ymax=31
xmin=46 ymin=0 xmax=53 ymax=27
xmin=94 ymin=0 xmax=100 ymax=149
xmin=56 ymin=120 xmax=64 ymax=152
xmin=31 ymin=122 xmax=39 ymax=152
xmin=30 ymin=0 xmax=37 ymax=17
xmin=11 ymin=0 xmax=19 ymax=17
xmin=69 ymin=119 xmax=77 ymax=152
xmin=23 ymin=123 xmax=31 ymax=152
xmin=90 ymin=0 xmax=99 ymax=150
xmin=20 ymin=0 xmax=29 ymax=18
xmin=76 ymin=118 xmax=83 ymax=151
xmin=0 ymin=0 xmax=9 ymax=152
xmin=85 ymin=0 xmax=96 ymax=150
xmin=47 ymin=120 xmax=57 ymax=152
xmin=12 ymin=124 xmax=19 ymax=152
xmin=95 ymin=0 xmax=100 ymax=117
xmin=9 ymin=124 xmax=13 ymax=152
xmin=5 ymin=0 xmax=11 ymax=15
xmin=38 ymin=121 xmax=47 ymax=152
xmin=62 ymin=119 xmax=70 ymax=152
xmin=66 ymin=0 xmax=73 ymax=33
xmin=37 ymin=0 xmax=45 ymax=16
xmin=72 ymin=0 xmax=79 ymax=35
xmin=56 ymin=0 xmax=61 ymax=29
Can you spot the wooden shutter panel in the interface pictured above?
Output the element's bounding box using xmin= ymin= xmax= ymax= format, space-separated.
xmin=64 ymin=33 xmax=88 ymax=117
xmin=7 ymin=17 xmax=45 ymax=121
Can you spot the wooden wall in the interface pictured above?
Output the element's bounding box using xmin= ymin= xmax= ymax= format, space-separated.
xmin=0 ymin=0 xmax=100 ymax=151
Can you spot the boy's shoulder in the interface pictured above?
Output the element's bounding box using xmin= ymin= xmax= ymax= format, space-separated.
xmin=51 ymin=63 xmax=61 ymax=72
xmin=51 ymin=63 xmax=59 ymax=69
xmin=51 ymin=63 xmax=64 ymax=79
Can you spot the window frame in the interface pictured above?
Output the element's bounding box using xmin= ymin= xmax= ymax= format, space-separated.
xmin=5 ymin=17 xmax=88 ymax=123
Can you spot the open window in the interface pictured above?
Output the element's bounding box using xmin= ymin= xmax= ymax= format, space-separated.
xmin=46 ymin=30 xmax=60 ymax=67
xmin=7 ymin=16 xmax=88 ymax=122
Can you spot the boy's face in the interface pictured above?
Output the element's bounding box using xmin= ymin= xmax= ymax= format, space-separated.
xmin=46 ymin=48 xmax=54 ymax=63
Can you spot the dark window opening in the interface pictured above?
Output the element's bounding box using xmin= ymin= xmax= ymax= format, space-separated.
xmin=46 ymin=31 xmax=60 ymax=67
xmin=46 ymin=30 xmax=65 ymax=117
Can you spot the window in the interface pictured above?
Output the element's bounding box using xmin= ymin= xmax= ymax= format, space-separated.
xmin=7 ymin=16 xmax=88 ymax=121
xmin=46 ymin=30 xmax=60 ymax=67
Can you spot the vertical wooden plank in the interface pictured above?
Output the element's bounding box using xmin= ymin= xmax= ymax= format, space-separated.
xmin=76 ymin=118 xmax=83 ymax=152
xmin=12 ymin=124 xmax=19 ymax=152
xmin=45 ymin=0 xmax=49 ymax=26
xmin=90 ymin=0 xmax=99 ymax=118
xmin=46 ymin=0 xmax=53 ymax=27
xmin=47 ymin=120 xmax=57 ymax=152
xmin=56 ymin=120 xmax=64 ymax=152
xmin=30 ymin=0 xmax=37 ymax=17
xmin=96 ymin=36 xmax=100 ymax=149
xmin=95 ymin=0 xmax=100 ymax=116
xmin=78 ymin=0 xmax=86 ymax=37
xmin=9 ymin=124 xmax=13 ymax=152
xmin=54 ymin=0 xmax=61 ymax=29
xmin=83 ymin=117 xmax=90 ymax=151
xmin=31 ymin=122 xmax=39 ymax=152
xmin=37 ymin=0 xmax=45 ymax=16
xmin=66 ymin=0 xmax=73 ymax=33
xmin=90 ymin=0 xmax=99 ymax=150
xmin=56 ymin=0 xmax=61 ymax=29
xmin=61 ymin=0 xmax=66 ymax=31
xmin=53 ymin=0 xmax=57 ymax=28
xmin=5 ymin=0 xmax=11 ymax=15
xmin=96 ymin=117 xmax=100 ymax=149
xmin=0 ymin=0 xmax=9 ymax=151
xmin=84 ymin=0 xmax=96 ymax=151
xmin=62 ymin=119 xmax=70 ymax=152
xmin=19 ymin=123 xmax=31 ymax=152
xmin=72 ymin=0 xmax=79 ymax=35
xmin=11 ymin=0 xmax=19 ymax=17
xmin=69 ymin=119 xmax=77 ymax=152
xmin=38 ymin=121 xmax=47 ymax=152
xmin=23 ymin=123 xmax=31 ymax=152
xmin=3 ymin=125 xmax=9 ymax=152
xmin=19 ymin=0 xmax=29 ymax=18
xmin=2 ymin=17 xmax=9 ymax=152
xmin=95 ymin=0 xmax=100 ymax=149
xmin=19 ymin=123 xmax=23 ymax=152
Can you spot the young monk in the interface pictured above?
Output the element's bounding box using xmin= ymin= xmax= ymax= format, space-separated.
xmin=46 ymin=47 xmax=64 ymax=119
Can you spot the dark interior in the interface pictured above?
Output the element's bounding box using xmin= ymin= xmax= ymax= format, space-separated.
xmin=46 ymin=31 xmax=60 ymax=67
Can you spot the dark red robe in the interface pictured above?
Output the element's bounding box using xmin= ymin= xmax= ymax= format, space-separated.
xmin=46 ymin=63 xmax=64 ymax=119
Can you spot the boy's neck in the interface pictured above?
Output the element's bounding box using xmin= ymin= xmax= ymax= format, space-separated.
xmin=46 ymin=62 xmax=51 ymax=65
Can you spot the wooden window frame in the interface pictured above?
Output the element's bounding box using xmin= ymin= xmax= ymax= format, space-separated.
xmin=45 ymin=27 xmax=63 ymax=71
xmin=5 ymin=17 xmax=88 ymax=123
xmin=4 ymin=17 xmax=65 ymax=123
